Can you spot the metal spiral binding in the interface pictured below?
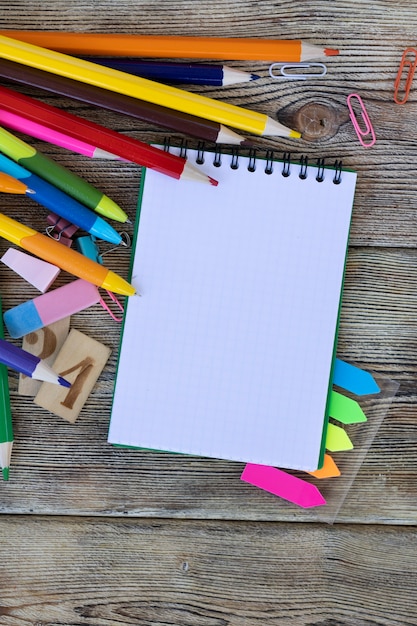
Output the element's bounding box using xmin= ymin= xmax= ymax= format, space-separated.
xmin=282 ymin=152 xmax=291 ymax=177
xmin=299 ymin=155 xmax=308 ymax=180
xmin=163 ymin=138 xmax=344 ymax=184
xmin=213 ymin=145 xmax=222 ymax=167
xmin=230 ymin=148 xmax=239 ymax=170
xmin=264 ymin=150 xmax=275 ymax=175
xmin=316 ymin=158 xmax=325 ymax=182
xmin=196 ymin=141 xmax=205 ymax=165
xmin=179 ymin=138 xmax=188 ymax=159
xmin=247 ymin=148 xmax=257 ymax=172
xmin=333 ymin=160 xmax=343 ymax=185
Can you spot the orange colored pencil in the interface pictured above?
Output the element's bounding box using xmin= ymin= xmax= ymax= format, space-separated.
xmin=0 ymin=31 xmax=339 ymax=61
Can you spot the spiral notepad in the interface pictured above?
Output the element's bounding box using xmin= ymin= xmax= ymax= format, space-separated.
xmin=108 ymin=148 xmax=357 ymax=471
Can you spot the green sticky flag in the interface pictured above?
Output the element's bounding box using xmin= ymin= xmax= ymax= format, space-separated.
xmin=329 ymin=390 xmax=367 ymax=424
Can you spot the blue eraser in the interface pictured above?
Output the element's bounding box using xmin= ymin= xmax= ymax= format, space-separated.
xmin=4 ymin=300 xmax=43 ymax=339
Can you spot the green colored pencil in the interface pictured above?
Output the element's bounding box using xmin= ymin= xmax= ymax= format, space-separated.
xmin=0 ymin=124 xmax=127 ymax=222
xmin=0 ymin=297 xmax=13 ymax=480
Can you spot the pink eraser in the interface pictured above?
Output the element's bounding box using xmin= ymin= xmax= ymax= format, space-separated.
xmin=4 ymin=279 xmax=100 ymax=338
xmin=1 ymin=248 xmax=60 ymax=292
xmin=241 ymin=463 xmax=326 ymax=509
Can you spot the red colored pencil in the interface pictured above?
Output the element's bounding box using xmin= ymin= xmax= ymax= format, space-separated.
xmin=0 ymin=85 xmax=217 ymax=186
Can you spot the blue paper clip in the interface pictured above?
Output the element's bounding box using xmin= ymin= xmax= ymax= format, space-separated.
xmin=346 ymin=93 xmax=376 ymax=148
xmin=269 ymin=62 xmax=327 ymax=80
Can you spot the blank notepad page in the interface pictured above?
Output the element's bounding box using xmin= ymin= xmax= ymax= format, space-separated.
xmin=108 ymin=150 xmax=357 ymax=471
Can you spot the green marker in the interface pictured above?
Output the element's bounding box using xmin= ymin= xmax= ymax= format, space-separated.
xmin=0 ymin=125 xmax=128 ymax=223
xmin=0 ymin=297 xmax=13 ymax=480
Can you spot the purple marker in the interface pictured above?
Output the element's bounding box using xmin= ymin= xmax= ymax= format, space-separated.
xmin=0 ymin=337 xmax=71 ymax=387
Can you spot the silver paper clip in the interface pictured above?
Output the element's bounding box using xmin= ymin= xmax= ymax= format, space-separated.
xmin=269 ymin=62 xmax=327 ymax=80
xmin=346 ymin=93 xmax=376 ymax=148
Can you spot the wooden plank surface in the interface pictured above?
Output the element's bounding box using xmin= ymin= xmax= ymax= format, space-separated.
xmin=1 ymin=516 xmax=416 ymax=626
xmin=0 ymin=1 xmax=417 ymax=624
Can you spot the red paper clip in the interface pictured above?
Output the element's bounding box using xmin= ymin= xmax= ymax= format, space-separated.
xmin=394 ymin=47 xmax=417 ymax=104
xmin=346 ymin=93 xmax=376 ymax=148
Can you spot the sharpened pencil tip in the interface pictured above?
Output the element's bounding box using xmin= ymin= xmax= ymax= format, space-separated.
xmin=59 ymin=376 xmax=72 ymax=388
xmin=250 ymin=74 xmax=261 ymax=81
xmin=325 ymin=48 xmax=339 ymax=56
xmin=26 ymin=188 xmax=36 ymax=195
xmin=125 ymin=218 xmax=133 ymax=225
xmin=2 ymin=467 xmax=9 ymax=481
xmin=209 ymin=176 xmax=219 ymax=187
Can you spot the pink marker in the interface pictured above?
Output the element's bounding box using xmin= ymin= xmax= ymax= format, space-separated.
xmin=241 ymin=463 xmax=326 ymax=509
xmin=0 ymin=108 xmax=122 ymax=160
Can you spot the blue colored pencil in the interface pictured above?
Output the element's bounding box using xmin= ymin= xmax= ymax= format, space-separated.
xmin=0 ymin=336 xmax=71 ymax=387
xmin=82 ymin=58 xmax=260 ymax=86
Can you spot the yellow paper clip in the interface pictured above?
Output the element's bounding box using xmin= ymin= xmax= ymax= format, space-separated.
xmin=346 ymin=93 xmax=376 ymax=148
xmin=394 ymin=47 xmax=417 ymax=104
xmin=269 ymin=62 xmax=327 ymax=80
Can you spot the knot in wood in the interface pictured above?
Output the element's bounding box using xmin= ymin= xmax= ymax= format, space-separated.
xmin=295 ymin=103 xmax=338 ymax=141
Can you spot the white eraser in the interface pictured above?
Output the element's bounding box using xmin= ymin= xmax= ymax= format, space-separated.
xmin=1 ymin=248 xmax=60 ymax=292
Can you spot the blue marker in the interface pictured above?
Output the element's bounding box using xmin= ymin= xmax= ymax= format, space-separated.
xmin=0 ymin=152 xmax=122 ymax=245
xmin=333 ymin=358 xmax=380 ymax=396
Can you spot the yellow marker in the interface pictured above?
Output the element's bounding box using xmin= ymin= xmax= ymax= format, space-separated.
xmin=0 ymin=34 xmax=301 ymax=138
xmin=0 ymin=212 xmax=135 ymax=296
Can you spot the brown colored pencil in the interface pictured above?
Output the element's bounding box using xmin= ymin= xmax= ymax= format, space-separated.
xmin=0 ymin=58 xmax=248 ymax=145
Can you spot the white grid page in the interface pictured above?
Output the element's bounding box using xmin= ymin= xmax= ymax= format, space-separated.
xmin=108 ymin=150 xmax=357 ymax=471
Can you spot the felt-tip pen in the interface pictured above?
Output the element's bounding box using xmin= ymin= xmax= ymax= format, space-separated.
xmin=0 ymin=152 xmax=123 ymax=245
xmin=0 ymin=212 xmax=136 ymax=296
xmin=0 ymin=123 xmax=128 ymax=222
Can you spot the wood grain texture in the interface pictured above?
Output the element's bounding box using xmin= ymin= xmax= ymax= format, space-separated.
xmin=0 ymin=1 xmax=416 ymax=624
xmin=0 ymin=516 xmax=416 ymax=626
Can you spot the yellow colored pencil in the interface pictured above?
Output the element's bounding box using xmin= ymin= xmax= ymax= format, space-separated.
xmin=0 ymin=34 xmax=301 ymax=138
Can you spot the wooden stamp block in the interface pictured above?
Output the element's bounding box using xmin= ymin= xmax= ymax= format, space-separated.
xmin=18 ymin=317 xmax=71 ymax=396
xmin=34 ymin=328 xmax=111 ymax=423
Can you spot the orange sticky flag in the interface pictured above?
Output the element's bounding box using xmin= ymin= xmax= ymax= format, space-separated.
xmin=308 ymin=453 xmax=341 ymax=479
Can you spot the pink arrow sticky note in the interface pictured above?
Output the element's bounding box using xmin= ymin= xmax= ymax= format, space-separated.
xmin=241 ymin=463 xmax=326 ymax=509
